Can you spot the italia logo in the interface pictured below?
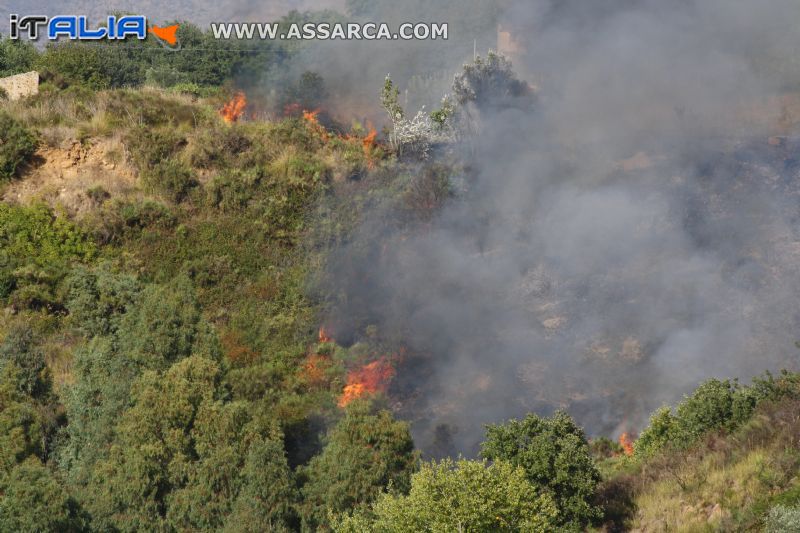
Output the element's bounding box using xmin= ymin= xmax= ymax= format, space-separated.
xmin=9 ymin=15 xmax=181 ymax=50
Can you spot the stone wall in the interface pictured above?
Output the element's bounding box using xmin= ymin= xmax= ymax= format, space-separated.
xmin=0 ymin=71 xmax=39 ymax=100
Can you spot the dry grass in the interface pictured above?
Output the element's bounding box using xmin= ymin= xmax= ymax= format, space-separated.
xmin=614 ymin=399 xmax=800 ymax=532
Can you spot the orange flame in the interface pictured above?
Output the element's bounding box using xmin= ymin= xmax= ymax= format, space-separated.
xmin=220 ymin=91 xmax=246 ymax=123
xmin=303 ymin=109 xmax=320 ymax=125
xmin=302 ymin=354 xmax=331 ymax=386
xmin=302 ymin=109 xmax=329 ymax=141
xmin=619 ymin=432 xmax=634 ymax=456
xmin=338 ymin=357 xmax=395 ymax=407
xmin=363 ymin=124 xmax=377 ymax=165
xmin=319 ymin=327 xmax=333 ymax=343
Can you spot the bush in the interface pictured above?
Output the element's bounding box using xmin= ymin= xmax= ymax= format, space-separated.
xmin=125 ymin=127 xmax=186 ymax=169
xmin=765 ymin=505 xmax=800 ymax=533
xmin=335 ymin=458 xmax=559 ymax=532
xmin=300 ymin=401 xmax=417 ymax=530
xmin=634 ymin=406 xmax=677 ymax=458
xmin=142 ymin=159 xmax=197 ymax=203
xmin=0 ymin=112 xmax=38 ymax=180
xmin=481 ymin=411 xmax=602 ymax=530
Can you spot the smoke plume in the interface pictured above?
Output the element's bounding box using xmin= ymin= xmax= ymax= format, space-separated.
xmin=326 ymin=0 xmax=800 ymax=456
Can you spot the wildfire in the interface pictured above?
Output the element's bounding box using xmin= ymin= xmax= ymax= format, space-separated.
xmin=302 ymin=354 xmax=330 ymax=386
xmin=303 ymin=109 xmax=321 ymax=125
xmin=319 ymin=327 xmax=334 ymax=343
xmin=219 ymin=91 xmax=246 ymax=123
xmin=363 ymin=124 xmax=377 ymax=166
xmin=338 ymin=357 xmax=396 ymax=407
xmin=619 ymin=432 xmax=635 ymax=456
xmin=302 ymin=109 xmax=329 ymax=142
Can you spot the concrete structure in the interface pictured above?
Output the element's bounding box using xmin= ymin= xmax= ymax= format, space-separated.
xmin=0 ymin=71 xmax=39 ymax=100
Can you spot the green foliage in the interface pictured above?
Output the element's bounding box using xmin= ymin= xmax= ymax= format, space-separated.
xmin=37 ymin=42 xmax=143 ymax=89
xmin=61 ymin=275 xmax=219 ymax=494
xmin=280 ymin=71 xmax=328 ymax=112
xmin=189 ymin=126 xmax=252 ymax=170
xmin=452 ymin=52 xmax=533 ymax=112
xmin=634 ymin=374 xmax=800 ymax=459
xmin=0 ymin=458 xmax=86 ymax=532
xmin=481 ymin=411 xmax=602 ymax=530
xmin=0 ymin=38 xmax=38 ymax=77
xmin=765 ymin=504 xmax=800 ymax=532
xmin=0 ymin=364 xmax=45 ymax=472
xmin=300 ymin=401 xmax=418 ymax=530
xmin=86 ymin=355 xmax=295 ymax=532
xmin=673 ymin=379 xmax=738 ymax=441
xmin=380 ymin=75 xmax=404 ymax=122
xmin=65 ymin=264 xmax=142 ymax=337
xmin=334 ymin=458 xmax=559 ymax=532
xmin=142 ymin=159 xmax=198 ymax=203
xmin=0 ymin=111 xmax=37 ymax=181
xmin=0 ymin=202 xmax=94 ymax=307
xmin=0 ymin=324 xmax=51 ymax=399
xmin=634 ymin=406 xmax=676 ymax=459
xmin=125 ymin=127 xmax=187 ymax=169
xmin=0 ymin=203 xmax=95 ymax=268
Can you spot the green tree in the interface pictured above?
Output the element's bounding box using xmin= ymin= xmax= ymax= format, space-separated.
xmin=0 ymin=458 xmax=86 ymax=532
xmin=0 ymin=38 xmax=38 ymax=77
xmin=673 ymin=379 xmax=737 ymax=441
xmin=0 ymin=364 xmax=45 ymax=472
xmin=300 ymin=401 xmax=418 ymax=530
xmin=86 ymin=356 xmax=294 ymax=532
xmin=334 ymin=458 xmax=559 ymax=532
xmin=0 ymin=324 xmax=51 ymax=399
xmin=65 ymin=264 xmax=142 ymax=338
xmin=481 ymin=411 xmax=602 ymax=530
xmin=452 ymin=52 xmax=533 ymax=112
xmin=61 ymin=275 xmax=219 ymax=492
xmin=634 ymin=406 xmax=676 ymax=458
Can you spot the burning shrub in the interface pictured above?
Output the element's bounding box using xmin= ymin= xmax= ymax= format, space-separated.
xmin=481 ymin=411 xmax=602 ymax=530
xmin=219 ymin=91 xmax=246 ymax=123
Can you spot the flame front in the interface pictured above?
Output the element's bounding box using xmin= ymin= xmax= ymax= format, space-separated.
xmin=619 ymin=432 xmax=634 ymax=456
xmin=220 ymin=91 xmax=247 ymax=123
xmin=338 ymin=358 xmax=395 ymax=407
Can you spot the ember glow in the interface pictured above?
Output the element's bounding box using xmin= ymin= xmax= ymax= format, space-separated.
xmin=338 ymin=357 xmax=396 ymax=407
xmin=219 ymin=91 xmax=246 ymax=123
xmin=619 ymin=432 xmax=634 ymax=457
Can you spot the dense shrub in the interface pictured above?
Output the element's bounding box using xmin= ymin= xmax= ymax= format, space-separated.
xmin=335 ymin=458 xmax=559 ymax=532
xmin=125 ymin=127 xmax=187 ymax=169
xmin=0 ymin=112 xmax=37 ymax=180
xmin=765 ymin=505 xmax=800 ymax=532
xmin=0 ymin=38 xmax=38 ymax=78
xmin=300 ymin=401 xmax=418 ymax=530
xmin=636 ymin=373 xmax=800 ymax=458
xmin=481 ymin=411 xmax=602 ymax=530
xmin=142 ymin=159 xmax=198 ymax=203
